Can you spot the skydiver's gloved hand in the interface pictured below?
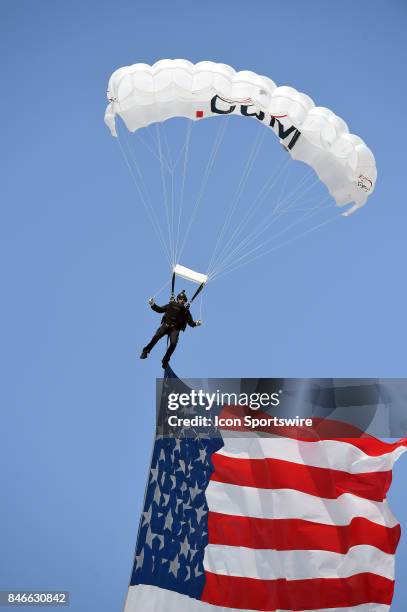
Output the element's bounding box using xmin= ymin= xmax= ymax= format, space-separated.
xmin=148 ymin=297 xmax=155 ymax=306
xmin=195 ymin=320 xmax=203 ymax=326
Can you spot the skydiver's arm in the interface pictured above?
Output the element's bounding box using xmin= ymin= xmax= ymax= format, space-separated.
xmin=187 ymin=310 xmax=197 ymax=327
xmin=151 ymin=303 xmax=168 ymax=314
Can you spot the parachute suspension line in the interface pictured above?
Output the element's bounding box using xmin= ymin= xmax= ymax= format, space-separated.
xmin=198 ymin=292 xmax=204 ymax=321
xmin=170 ymin=167 xmax=175 ymax=263
xmin=272 ymin=171 xmax=320 ymax=215
xmin=269 ymin=157 xmax=292 ymax=214
xmin=208 ymin=151 xmax=320 ymax=280
xmin=210 ymin=214 xmax=338 ymax=284
xmin=207 ymin=152 xmax=292 ymax=278
xmin=209 ymin=171 xmax=322 ymax=278
xmin=161 ymin=122 xmax=177 ymax=258
xmin=116 ymin=129 xmax=172 ymax=267
xmin=174 ymin=120 xmax=194 ymax=264
xmin=208 ymin=124 xmax=266 ymax=270
xmin=152 ymin=278 xmax=170 ymax=299
xmin=210 ymin=194 xmax=330 ymax=280
xmin=253 ymin=194 xmax=332 ymax=256
xmin=171 ymin=120 xmax=194 ymax=173
xmin=155 ymin=124 xmax=176 ymax=267
xmin=207 ymin=123 xmax=267 ymax=275
xmin=177 ymin=117 xmax=228 ymax=263
xmin=161 ymin=121 xmax=174 ymax=171
xmin=209 ymin=155 xmax=291 ymax=273
xmin=209 ymin=195 xmax=333 ymax=281
xmin=134 ymin=132 xmax=172 ymax=173
xmin=118 ymin=124 xmax=173 ymax=260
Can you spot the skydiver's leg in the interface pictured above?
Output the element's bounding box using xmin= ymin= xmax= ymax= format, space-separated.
xmin=162 ymin=329 xmax=179 ymax=366
xmin=142 ymin=324 xmax=167 ymax=356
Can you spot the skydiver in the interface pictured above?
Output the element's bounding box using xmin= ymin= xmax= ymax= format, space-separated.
xmin=140 ymin=290 xmax=202 ymax=369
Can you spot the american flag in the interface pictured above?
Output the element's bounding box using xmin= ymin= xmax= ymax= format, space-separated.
xmin=124 ymin=398 xmax=406 ymax=611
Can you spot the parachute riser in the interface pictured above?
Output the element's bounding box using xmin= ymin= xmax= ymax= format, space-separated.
xmin=170 ymin=271 xmax=176 ymax=302
xmin=186 ymin=282 xmax=205 ymax=309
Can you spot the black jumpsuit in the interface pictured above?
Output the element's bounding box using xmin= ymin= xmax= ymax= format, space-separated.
xmin=143 ymin=302 xmax=197 ymax=364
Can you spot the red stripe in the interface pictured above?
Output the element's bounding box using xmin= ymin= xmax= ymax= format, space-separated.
xmin=208 ymin=512 xmax=401 ymax=554
xmin=211 ymin=453 xmax=392 ymax=501
xmin=201 ymin=571 xmax=394 ymax=610
xmin=219 ymin=405 xmax=407 ymax=455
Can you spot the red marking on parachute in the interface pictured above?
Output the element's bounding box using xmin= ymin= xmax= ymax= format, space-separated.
xmin=271 ymin=114 xmax=288 ymax=119
xmin=359 ymin=174 xmax=373 ymax=188
xmin=196 ymin=110 xmax=204 ymax=118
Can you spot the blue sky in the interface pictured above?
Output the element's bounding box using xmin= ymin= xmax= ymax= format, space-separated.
xmin=1 ymin=1 xmax=407 ymax=610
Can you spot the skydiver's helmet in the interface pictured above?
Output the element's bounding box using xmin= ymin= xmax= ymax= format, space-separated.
xmin=177 ymin=290 xmax=188 ymax=304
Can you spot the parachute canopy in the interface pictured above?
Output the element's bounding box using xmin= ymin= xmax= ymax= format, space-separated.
xmin=106 ymin=59 xmax=376 ymax=216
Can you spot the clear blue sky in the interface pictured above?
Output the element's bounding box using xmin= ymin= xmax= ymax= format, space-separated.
xmin=1 ymin=1 xmax=407 ymax=610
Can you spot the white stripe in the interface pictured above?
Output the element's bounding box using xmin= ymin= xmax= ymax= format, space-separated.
xmin=218 ymin=434 xmax=405 ymax=474
xmin=203 ymin=544 xmax=394 ymax=581
xmin=124 ymin=584 xmax=391 ymax=612
xmin=206 ymin=481 xmax=399 ymax=527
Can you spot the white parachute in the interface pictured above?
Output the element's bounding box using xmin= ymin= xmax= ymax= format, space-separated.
xmin=105 ymin=59 xmax=376 ymax=300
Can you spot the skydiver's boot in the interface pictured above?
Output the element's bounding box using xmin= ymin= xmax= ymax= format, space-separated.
xmin=140 ymin=350 xmax=148 ymax=359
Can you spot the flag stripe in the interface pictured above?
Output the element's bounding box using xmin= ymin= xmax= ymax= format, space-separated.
xmin=203 ymin=544 xmax=394 ymax=581
xmin=219 ymin=433 xmax=405 ymax=473
xmin=207 ymin=512 xmax=401 ymax=554
xmin=219 ymin=407 xmax=407 ymax=457
xmin=211 ymin=453 xmax=391 ymax=501
xmin=201 ymin=571 xmax=394 ymax=610
xmin=206 ymin=480 xmax=399 ymax=527
xmin=126 ymin=584 xmax=391 ymax=612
